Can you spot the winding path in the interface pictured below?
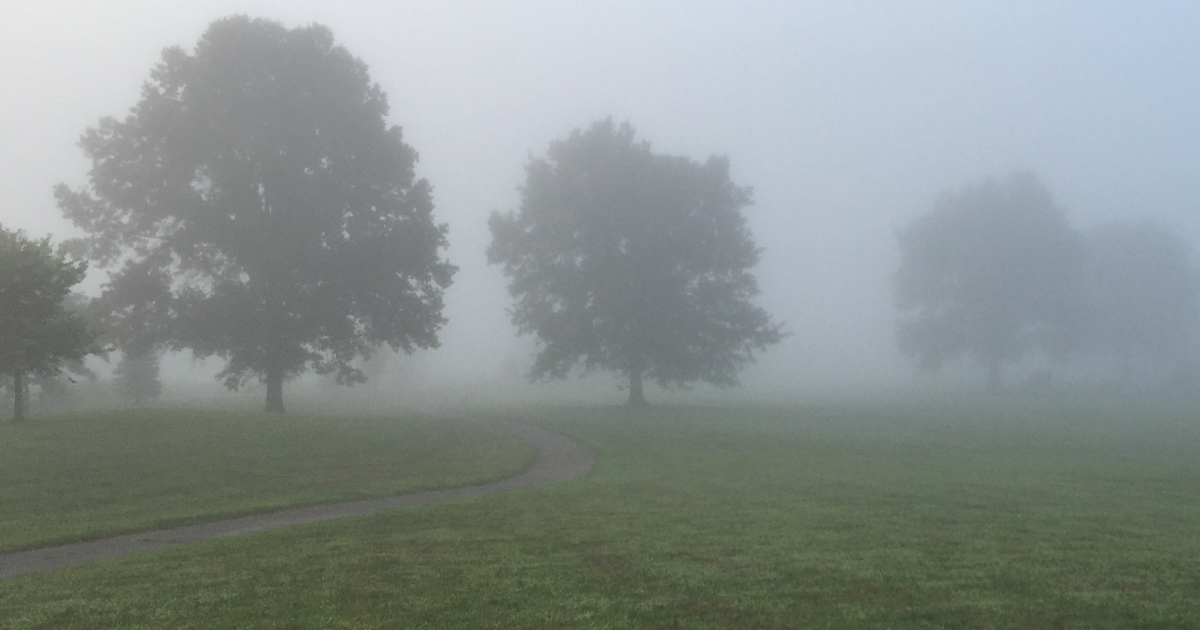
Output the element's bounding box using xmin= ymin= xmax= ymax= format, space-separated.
xmin=0 ymin=419 xmax=593 ymax=581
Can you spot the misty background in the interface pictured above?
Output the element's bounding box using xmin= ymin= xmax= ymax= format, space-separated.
xmin=3 ymin=1 xmax=1200 ymax=401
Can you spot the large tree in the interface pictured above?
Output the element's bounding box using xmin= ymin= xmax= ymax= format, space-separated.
xmin=1081 ymin=220 xmax=1200 ymax=387
xmin=894 ymin=172 xmax=1083 ymax=391
xmin=57 ymin=16 xmax=455 ymax=413
xmin=0 ymin=226 xmax=95 ymax=422
xmin=488 ymin=119 xmax=783 ymax=405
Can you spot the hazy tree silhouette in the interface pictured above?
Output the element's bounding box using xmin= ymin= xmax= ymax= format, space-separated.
xmin=114 ymin=352 xmax=162 ymax=405
xmin=1082 ymin=220 xmax=1200 ymax=388
xmin=489 ymin=119 xmax=783 ymax=405
xmin=91 ymin=261 xmax=172 ymax=405
xmin=57 ymin=16 xmax=455 ymax=413
xmin=0 ymin=226 xmax=95 ymax=422
xmin=895 ymin=172 xmax=1082 ymax=392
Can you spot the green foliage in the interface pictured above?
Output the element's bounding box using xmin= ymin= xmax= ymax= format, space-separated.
xmin=0 ymin=409 xmax=534 ymax=553
xmin=489 ymin=120 xmax=783 ymax=404
xmin=0 ymin=226 xmax=95 ymax=421
xmin=4 ymin=402 xmax=1198 ymax=628
xmin=895 ymin=172 xmax=1083 ymax=390
xmin=57 ymin=16 xmax=455 ymax=413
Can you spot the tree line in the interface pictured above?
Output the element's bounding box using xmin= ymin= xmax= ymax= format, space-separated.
xmin=1 ymin=16 xmax=781 ymax=419
xmin=896 ymin=172 xmax=1199 ymax=393
xmin=6 ymin=16 xmax=1196 ymax=420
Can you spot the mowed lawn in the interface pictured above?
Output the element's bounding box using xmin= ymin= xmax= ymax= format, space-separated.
xmin=0 ymin=409 xmax=537 ymax=553
xmin=3 ymin=401 xmax=1200 ymax=629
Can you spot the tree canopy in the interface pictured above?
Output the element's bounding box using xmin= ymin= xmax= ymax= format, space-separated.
xmin=0 ymin=225 xmax=95 ymax=422
xmin=57 ymin=16 xmax=455 ymax=413
xmin=488 ymin=119 xmax=783 ymax=405
xmin=894 ymin=172 xmax=1083 ymax=391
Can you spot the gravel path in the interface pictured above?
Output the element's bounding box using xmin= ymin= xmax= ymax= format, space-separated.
xmin=0 ymin=419 xmax=593 ymax=581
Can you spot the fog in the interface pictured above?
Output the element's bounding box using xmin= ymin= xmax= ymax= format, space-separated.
xmin=4 ymin=1 xmax=1200 ymax=404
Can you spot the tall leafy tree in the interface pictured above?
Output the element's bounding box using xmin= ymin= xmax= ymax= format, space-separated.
xmin=57 ymin=16 xmax=455 ymax=413
xmin=1081 ymin=220 xmax=1200 ymax=386
xmin=0 ymin=226 xmax=95 ymax=422
xmin=488 ymin=119 xmax=783 ymax=405
xmin=894 ymin=172 xmax=1083 ymax=391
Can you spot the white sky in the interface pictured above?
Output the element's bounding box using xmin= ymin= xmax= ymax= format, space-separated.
xmin=3 ymin=1 xmax=1199 ymax=394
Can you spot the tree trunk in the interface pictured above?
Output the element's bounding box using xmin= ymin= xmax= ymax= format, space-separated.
xmin=13 ymin=370 xmax=24 ymax=424
xmin=986 ymin=358 xmax=1001 ymax=394
xmin=627 ymin=367 xmax=646 ymax=407
xmin=264 ymin=368 xmax=285 ymax=414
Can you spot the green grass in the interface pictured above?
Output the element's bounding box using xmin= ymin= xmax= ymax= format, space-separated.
xmin=0 ymin=409 xmax=537 ymax=553
xmin=3 ymin=400 xmax=1200 ymax=628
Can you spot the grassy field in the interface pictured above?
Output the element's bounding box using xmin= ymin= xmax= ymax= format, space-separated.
xmin=0 ymin=409 xmax=536 ymax=553
xmin=3 ymin=400 xmax=1200 ymax=628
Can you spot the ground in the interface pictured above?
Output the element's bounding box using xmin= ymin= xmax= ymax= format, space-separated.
xmin=2 ymin=400 xmax=1199 ymax=628
xmin=0 ymin=409 xmax=535 ymax=553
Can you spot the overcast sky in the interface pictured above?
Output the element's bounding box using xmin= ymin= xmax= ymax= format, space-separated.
xmin=3 ymin=1 xmax=1199 ymax=395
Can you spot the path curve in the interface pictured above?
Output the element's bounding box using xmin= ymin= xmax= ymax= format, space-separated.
xmin=0 ymin=418 xmax=593 ymax=581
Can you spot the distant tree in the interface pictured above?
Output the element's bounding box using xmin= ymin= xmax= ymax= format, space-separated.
xmin=0 ymin=226 xmax=95 ymax=422
xmin=894 ymin=172 xmax=1083 ymax=392
xmin=114 ymin=352 xmax=162 ymax=404
xmin=57 ymin=16 xmax=455 ymax=413
xmin=92 ymin=261 xmax=174 ymax=404
xmin=488 ymin=119 xmax=783 ymax=405
xmin=1081 ymin=220 xmax=1200 ymax=387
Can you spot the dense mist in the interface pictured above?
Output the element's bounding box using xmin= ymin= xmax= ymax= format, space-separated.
xmin=3 ymin=1 xmax=1200 ymax=407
